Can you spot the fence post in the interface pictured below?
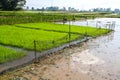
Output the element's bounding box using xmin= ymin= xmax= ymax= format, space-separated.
xmin=86 ymin=21 xmax=88 ymax=26
xmin=69 ymin=20 xmax=71 ymax=47
xmin=96 ymin=22 xmax=97 ymax=28
xmin=34 ymin=40 xmax=37 ymax=63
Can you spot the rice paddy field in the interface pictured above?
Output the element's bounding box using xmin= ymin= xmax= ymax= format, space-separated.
xmin=0 ymin=24 xmax=79 ymax=51
xmin=16 ymin=22 xmax=109 ymax=37
xmin=0 ymin=11 xmax=111 ymax=63
xmin=0 ymin=46 xmax=26 ymax=63
xmin=0 ymin=11 xmax=109 ymax=25
xmin=0 ymin=22 xmax=110 ymax=50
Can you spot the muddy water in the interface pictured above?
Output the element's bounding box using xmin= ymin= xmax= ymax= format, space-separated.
xmin=36 ymin=18 xmax=120 ymax=80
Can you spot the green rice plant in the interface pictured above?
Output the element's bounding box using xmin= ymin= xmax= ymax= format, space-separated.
xmin=0 ymin=25 xmax=79 ymax=51
xmin=0 ymin=22 xmax=110 ymax=52
xmin=15 ymin=22 xmax=110 ymax=37
xmin=35 ymin=34 xmax=83 ymax=52
xmin=0 ymin=11 xmax=108 ymax=25
xmin=0 ymin=46 xmax=26 ymax=63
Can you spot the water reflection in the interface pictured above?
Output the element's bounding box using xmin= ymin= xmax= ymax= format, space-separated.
xmin=63 ymin=18 xmax=117 ymax=31
xmin=42 ymin=18 xmax=120 ymax=80
xmin=69 ymin=18 xmax=120 ymax=80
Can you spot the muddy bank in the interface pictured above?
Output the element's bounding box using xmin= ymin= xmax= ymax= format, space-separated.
xmin=0 ymin=36 xmax=91 ymax=75
xmin=0 ymin=42 xmax=92 ymax=80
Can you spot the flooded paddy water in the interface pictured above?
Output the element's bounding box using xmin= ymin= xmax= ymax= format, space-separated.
xmin=1 ymin=18 xmax=120 ymax=80
xmin=38 ymin=18 xmax=120 ymax=80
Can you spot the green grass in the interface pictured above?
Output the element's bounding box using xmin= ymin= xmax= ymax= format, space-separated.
xmin=0 ymin=46 xmax=26 ymax=63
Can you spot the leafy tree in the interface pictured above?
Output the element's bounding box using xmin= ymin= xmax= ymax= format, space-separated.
xmin=0 ymin=0 xmax=26 ymax=10
xmin=31 ymin=7 xmax=34 ymax=10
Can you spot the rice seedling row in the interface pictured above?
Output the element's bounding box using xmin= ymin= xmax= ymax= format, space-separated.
xmin=0 ymin=46 xmax=26 ymax=63
xmin=16 ymin=22 xmax=110 ymax=37
xmin=0 ymin=11 xmax=108 ymax=25
xmin=0 ymin=25 xmax=79 ymax=51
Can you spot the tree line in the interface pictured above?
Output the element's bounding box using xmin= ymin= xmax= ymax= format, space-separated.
xmin=0 ymin=0 xmax=26 ymax=10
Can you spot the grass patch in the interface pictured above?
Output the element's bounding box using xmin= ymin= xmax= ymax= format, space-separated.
xmin=0 ymin=46 xmax=26 ymax=63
